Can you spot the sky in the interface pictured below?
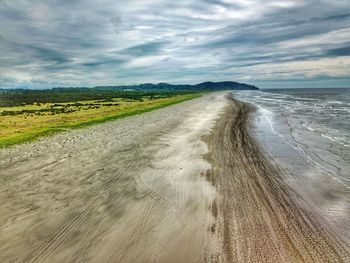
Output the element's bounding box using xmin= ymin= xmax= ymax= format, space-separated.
xmin=0 ymin=0 xmax=350 ymax=89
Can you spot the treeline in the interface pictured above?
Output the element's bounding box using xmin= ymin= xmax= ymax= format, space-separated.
xmin=0 ymin=90 xmax=191 ymax=107
xmin=1 ymin=102 xmax=123 ymax=116
xmin=0 ymin=81 xmax=259 ymax=107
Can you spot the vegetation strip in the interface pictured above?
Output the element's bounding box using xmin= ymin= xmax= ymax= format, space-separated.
xmin=0 ymin=93 xmax=201 ymax=148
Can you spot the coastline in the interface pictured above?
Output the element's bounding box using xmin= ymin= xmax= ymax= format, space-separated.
xmin=0 ymin=92 xmax=349 ymax=262
xmin=205 ymin=96 xmax=350 ymax=262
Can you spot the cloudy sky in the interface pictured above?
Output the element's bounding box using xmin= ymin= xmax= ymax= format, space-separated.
xmin=0 ymin=0 xmax=350 ymax=89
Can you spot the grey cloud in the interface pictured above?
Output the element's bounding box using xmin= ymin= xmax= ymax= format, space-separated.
xmin=31 ymin=46 xmax=72 ymax=64
xmin=80 ymin=56 xmax=127 ymax=68
xmin=117 ymin=41 xmax=168 ymax=57
xmin=0 ymin=0 xmax=350 ymax=88
xmin=326 ymin=46 xmax=350 ymax=56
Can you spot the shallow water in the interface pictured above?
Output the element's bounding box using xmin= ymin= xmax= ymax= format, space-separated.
xmin=234 ymin=89 xmax=350 ymax=240
xmin=234 ymin=88 xmax=350 ymax=187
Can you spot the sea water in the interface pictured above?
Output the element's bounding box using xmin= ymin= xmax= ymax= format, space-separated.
xmin=234 ymin=88 xmax=350 ymax=189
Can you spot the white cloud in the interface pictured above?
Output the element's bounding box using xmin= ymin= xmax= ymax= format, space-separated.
xmin=0 ymin=0 xmax=349 ymax=88
xmin=126 ymin=55 xmax=169 ymax=68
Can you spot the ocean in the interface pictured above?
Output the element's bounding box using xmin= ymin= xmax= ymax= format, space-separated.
xmin=234 ymin=88 xmax=350 ymax=190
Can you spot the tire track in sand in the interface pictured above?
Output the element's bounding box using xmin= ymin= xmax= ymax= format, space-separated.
xmin=204 ymin=96 xmax=350 ymax=263
xmin=27 ymin=156 xmax=139 ymax=263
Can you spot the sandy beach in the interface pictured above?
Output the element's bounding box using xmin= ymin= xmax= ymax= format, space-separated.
xmin=1 ymin=92 xmax=349 ymax=262
xmin=0 ymin=93 xmax=224 ymax=263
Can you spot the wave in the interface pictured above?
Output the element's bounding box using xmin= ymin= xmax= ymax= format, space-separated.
xmin=233 ymin=89 xmax=350 ymax=186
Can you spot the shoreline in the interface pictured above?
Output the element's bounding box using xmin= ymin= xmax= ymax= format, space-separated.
xmin=1 ymin=92 xmax=349 ymax=262
xmin=205 ymin=96 xmax=350 ymax=262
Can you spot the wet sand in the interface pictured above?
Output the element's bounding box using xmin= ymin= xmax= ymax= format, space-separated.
xmin=205 ymin=96 xmax=350 ymax=262
xmin=0 ymin=92 xmax=349 ymax=262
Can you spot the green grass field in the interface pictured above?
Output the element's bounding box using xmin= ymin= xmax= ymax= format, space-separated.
xmin=0 ymin=92 xmax=201 ymax=148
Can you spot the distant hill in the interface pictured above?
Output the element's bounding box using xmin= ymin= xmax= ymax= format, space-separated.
xmin=0 ymin=81 xmax=259 ymax=92
xmin=0 ymin=81 xmax=259 ymax=107
xmin=194 ymin=81 xmax=258 ymax=90
xmin=91 ymin=81 xmax=259 ymax=91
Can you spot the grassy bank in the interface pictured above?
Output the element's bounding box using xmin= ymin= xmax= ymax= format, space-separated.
xmin=0 ymin=93 xmax=201 ymax=148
